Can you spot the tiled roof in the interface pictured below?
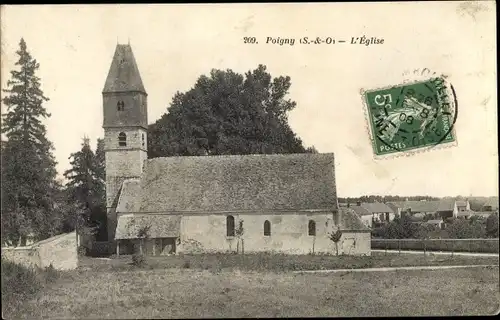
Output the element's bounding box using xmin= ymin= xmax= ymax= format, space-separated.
xmin=339 ymin=208 xmax=370 ymax=231
xmin=385 ymin=202 xmax=401 ymax=213
xmin=437 ymin=199 xmax=456 ymax=211
xmin=455 ymin=201 xmax=467 ymax=207
xmin=350 ymin=205 xmax=371 ymax=216
xmin=410 ymin=213 xmax=425 ymax=222
xmin=129 ymin=153 xmax=338 ymax=213
xmin=426 ymin=219 xmax=443 ymax=224
xmin=115 ymin=214 xmax=181 ymax=240
xmin=116 ymin=179 xmax=141 ymax=213
xmin=483 ymin=198 xmax=499 ymax=209
xmin=468 ymin=211 xmax=497 ymax=218
xmin=361 ymin=202 xmax=393 ymax=213
xmin=388 ymin=200 xmax=455 ymax=213
xmin=103 ymin=44 xmax=146 ymax=93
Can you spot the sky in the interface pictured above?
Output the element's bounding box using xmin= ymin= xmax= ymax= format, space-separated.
xmin=1 ymin=2 xmax=497 ymax=197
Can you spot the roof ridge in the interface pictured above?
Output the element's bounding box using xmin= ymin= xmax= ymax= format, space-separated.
xmin=146 ymin=152 xmax=334 ymax=162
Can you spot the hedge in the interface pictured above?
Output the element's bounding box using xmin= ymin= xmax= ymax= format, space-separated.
xmin=371 ymin=238 xmax=499 ymax=253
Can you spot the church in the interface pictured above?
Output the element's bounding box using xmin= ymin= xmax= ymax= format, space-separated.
xmin=102 ymin=43 xmax=371 ymax=256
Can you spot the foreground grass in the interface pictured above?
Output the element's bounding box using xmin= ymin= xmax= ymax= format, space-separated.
xmin=1 ymin=259 xmax=60 ymax=317
xmin=79 ymin=251 xmax=499 ymax=273
xmin=5 ymin=265 xmax=499 ymax=318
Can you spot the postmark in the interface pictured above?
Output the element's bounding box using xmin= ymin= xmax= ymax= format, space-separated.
xmin=362 ymin=75 xmax=458 ymax=157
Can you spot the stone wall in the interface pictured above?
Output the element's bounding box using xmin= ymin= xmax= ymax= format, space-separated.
xmin=178 ymin=212 xmax=370 ymax=255
xmin=1 ymin=247 xmax=40 ymax=268
xmin=2 ymin=232 xmax=78 ymax=270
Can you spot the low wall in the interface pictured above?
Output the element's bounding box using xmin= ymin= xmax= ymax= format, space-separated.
xmin=1 ymin=232 xmax=78 ymax=270
xmin=1 ymin=246 xmax=40 ymax=268
xmin=371 ymin=238 xmax=499 ymax=253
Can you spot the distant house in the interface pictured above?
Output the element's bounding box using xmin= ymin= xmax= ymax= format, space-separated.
xmin=426 ymin=219 xmax=445 ymax=229
xmin=361 ymin=202 xmax=395 ymax=224
xmin=387 ymin=199 xmax=468 ymax=220
xmin=350 ymin=202 xmax=395 ymax=228
xmin=350 ymin=205 xmax=372 ymax=228
xmin=455 ymin=200 xmax=471 ymax=213
xmin=457 ymin=211 xmax=496 ymax=220
xmin=387 ymin=200 xmax=440 ymax=218
xmin=482 ymin=198 xmax=499 ymax=212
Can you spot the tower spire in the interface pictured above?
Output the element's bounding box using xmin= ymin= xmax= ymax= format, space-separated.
xmin=102 ymin=43 xmax=146 ymax=94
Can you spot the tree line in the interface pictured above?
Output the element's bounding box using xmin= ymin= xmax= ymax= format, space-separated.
xmin=1 ymin=38 xmax=316 ymax=246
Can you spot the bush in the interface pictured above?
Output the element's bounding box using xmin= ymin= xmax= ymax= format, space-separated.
xmin=1 ymin=259 xmax=42 ymax=307
xmin=77 ymin=245 xmax=88 ymax=256
xmin=131 ymin=253 xmax=147 ymax=267
xmin=371 ymin=238 xmax=499 ymax=253
xmin=446 ymin=219 xmax=486 ymax=239
xmin=486 ymin=213 xmax=499 ymax=238
xmin=374 ymin=215 xmax=419 ymax=239
xmin=44 ymin=264 xmax=60 ymax=283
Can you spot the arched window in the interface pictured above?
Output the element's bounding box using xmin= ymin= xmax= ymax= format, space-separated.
xmin=226 ymin=215 xmax=235 ymax=237
xmin=308 ymin=220 xmax=316 ymax=236
xmin=117 ymin=101 xmax=125 ymax=111
xmin=118 ymin=132 xmax=127 ymax=147
xmin=264 ymin=220 xmax=271 ymax=236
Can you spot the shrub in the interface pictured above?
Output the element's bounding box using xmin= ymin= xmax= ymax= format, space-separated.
xmin=77 ymin=245 xmax=88 ymax=256
xmin=446 ymin=218 xmax=486 ymax=239
xmin=44 ymin=264 xmax=60 ymax=283
xmin=1 ymin=259 xmax=42 ymax=307
xmin=486 ymin=213 xmax=499 ymax=238
xmin=131 ymin=253 xmax=147 ymax=267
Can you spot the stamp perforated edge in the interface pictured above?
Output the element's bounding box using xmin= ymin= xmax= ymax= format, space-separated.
xmin=360 ymin=76 xmax=458 ymax=160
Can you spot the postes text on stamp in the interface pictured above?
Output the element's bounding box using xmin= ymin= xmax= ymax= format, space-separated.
xmin=363 ymin=76 xmax=457 ymax=156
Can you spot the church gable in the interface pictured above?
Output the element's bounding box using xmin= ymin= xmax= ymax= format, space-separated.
xmin=134 ymin=153 xmax=338 ymax=213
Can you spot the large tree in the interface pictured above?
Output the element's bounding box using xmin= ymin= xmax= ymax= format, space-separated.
xmin=63 ymin=137 xmax=107 ymax=242
xmin=148 ymin=65 xmax=315 ymax=158
xmin=1 ymin=38 xmax=60 ymax=245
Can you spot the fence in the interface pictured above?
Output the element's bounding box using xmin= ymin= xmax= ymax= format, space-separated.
xmin=371 ymin=238 xmax=499 ymax=254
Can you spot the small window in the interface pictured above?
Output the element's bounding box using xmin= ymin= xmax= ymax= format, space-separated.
xmin=264 ymin=220 xmax=271 ymax=236
xmin=142 ymin=133 xmax=145 ymax=147
xmin=226 ymin=215 xmax=235 ymax=237
xmin=117 ymin=101 xmax=125 ymax=111
xmin=308 ymin=220 xmax=316 ymax=236
xmin=118 ymin=132 xmax=127 ymax=147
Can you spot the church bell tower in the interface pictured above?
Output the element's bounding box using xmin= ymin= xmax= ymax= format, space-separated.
xmin=102 ymin=44 xmax=148 ymax=243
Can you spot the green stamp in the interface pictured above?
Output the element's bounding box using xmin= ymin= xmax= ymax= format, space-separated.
xmin=363 ymin=77 xmax=457 ymax=156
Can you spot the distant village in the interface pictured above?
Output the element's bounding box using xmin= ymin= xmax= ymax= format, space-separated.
xmin=339 ymin=197 xmax=499 ymax=230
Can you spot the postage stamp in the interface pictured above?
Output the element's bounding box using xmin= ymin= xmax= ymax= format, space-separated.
xmin=362 ymin=76 xmax=458 ymax=157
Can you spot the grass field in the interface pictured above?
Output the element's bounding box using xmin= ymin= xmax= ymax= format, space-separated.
xmin=4 ymin=265 xmax=499 ymax=318
xmin=79 ymin=251 xmax=499 ymax=273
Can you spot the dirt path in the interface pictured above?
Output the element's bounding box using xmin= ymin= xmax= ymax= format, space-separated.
xmin=294 ymin=264 xmax=498 ymax=274
xmin=372 ymin=249 xmax=499 ymax=257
